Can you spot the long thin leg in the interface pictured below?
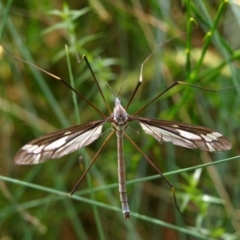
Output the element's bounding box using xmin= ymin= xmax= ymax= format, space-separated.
xmin=70 ymin=131 xmax=114 ymax=195
xmin=125 ymin=34 xmax=235 ymax=114
xmin=1 ymin=45 xmax=107 ymax=118
xmin=132 ymin=81 xmax=235 ymax=116
xmin=83 ymin=56 xmax=111 ymax=114
xmin=124 ymin=133 xmax=190 ymax=224
xmin=126 ymin=34 xmax=187 ymax=110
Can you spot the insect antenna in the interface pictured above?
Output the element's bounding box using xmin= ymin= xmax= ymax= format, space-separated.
xmin=1 ymin=45 xmax=107 ymax=118
xmin=105 ymin=80 xmax=128 ymax=101
xmin=116 ymin=80 xmax=128 ymax=97
xmin=105 ymin=81 xmax=117 ymax=98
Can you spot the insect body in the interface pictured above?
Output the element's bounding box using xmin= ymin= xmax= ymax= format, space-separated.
xmin=3 ymin=45 xmax=231 ymax=218
xmin=14 ymin=95 xmax=231 ymax=218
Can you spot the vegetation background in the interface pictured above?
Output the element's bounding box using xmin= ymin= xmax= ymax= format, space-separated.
xmin=1 ymin=0 xmax=240 ymax=239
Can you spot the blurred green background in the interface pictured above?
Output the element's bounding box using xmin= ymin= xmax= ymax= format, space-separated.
xmin=1 ymin=0 xmax=240 ymax=239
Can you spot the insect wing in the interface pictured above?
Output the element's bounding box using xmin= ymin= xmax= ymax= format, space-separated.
xmin=15 ymin=120 xmax=105 ymax=164
xmin=133 ymin=117 xmax=231 ymax=152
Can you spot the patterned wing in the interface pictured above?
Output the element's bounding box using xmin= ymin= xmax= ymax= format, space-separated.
xmin=131 ymin=117 xmax=231 ymax=152
xmin=15 ymin=120 xmax=105 ymax=164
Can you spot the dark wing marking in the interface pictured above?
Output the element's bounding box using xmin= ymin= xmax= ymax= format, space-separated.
xmin=15 ymin=120 xmax=106 ymax=164
xmin=130 ymin=116 xmax=231 ymax=152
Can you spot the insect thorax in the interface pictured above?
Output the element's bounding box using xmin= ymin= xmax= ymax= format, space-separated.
xmin=112 ymin=98 xmax=129 ymax=126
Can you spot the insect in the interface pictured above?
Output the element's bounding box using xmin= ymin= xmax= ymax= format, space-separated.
xmin=2 ymin=45 xmax=231 ymax=219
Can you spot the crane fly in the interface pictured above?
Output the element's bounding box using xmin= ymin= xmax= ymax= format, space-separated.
xmin=2 ymin=45 xmax=231 ymax=219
